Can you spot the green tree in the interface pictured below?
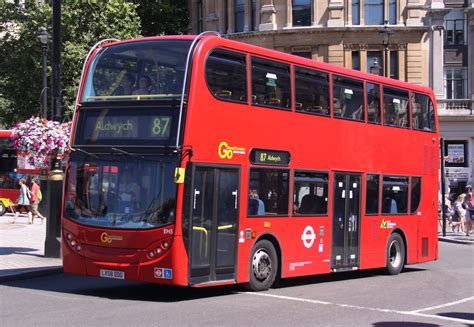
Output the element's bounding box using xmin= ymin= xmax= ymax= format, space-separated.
xmin=134 ymin=0 xmax=189 ymax=36
xmin=0 ymin=1 xmax=141 ymax=128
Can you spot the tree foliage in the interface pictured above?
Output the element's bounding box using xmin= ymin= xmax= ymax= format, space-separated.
xmin=0 ymin=1 xmax=141 ymax=128
xmin=134 ymin=0 xmax=189 ymax=36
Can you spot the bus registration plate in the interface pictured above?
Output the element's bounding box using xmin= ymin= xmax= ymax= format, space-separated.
xmin=100 ymin=269 xmax=125 ymax=280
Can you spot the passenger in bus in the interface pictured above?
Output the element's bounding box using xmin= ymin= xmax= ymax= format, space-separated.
xmin=133 ymin=75 xmax=152 ymax=95
xmin=114 ymin=73 xmax=135 ymax=95
xmin=254 ymin=190 xmax=265 ymax=215
xmin=248 ymin=189 xmax=259 ymax=215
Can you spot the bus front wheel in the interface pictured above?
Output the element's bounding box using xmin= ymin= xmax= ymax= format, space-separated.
xmin=247 ymin=240 xmax=278 ymax=291
xmin=385 ymin=233 xmax=405 ymax=275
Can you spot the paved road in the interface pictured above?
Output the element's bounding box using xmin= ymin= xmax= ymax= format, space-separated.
xmin=1 ymin=241 xmax=473 ymax=326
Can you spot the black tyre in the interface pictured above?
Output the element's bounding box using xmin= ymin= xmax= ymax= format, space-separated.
xmin=385 ymin=233 xmax=405 ymax=275
xmin=246 ymin=240 xmax=278 ymax=292
xmin=0 ymin=202 xmax=6 ymax=216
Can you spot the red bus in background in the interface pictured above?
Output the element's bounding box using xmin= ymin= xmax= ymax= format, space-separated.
xmin=0 ymin=130 xmax=41 ymax=215
xmin=63 ymin=34 xmax=439 ymax=291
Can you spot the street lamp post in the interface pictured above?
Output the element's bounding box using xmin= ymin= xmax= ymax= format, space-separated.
xmin=379 ymin=21 xmax=394 ymax=78
xmin=37 ymin=28 xmax=50 ymax=118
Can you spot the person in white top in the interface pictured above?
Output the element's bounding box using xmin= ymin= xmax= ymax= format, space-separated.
xmin=11 ymin=178 xmax=33 ymax=224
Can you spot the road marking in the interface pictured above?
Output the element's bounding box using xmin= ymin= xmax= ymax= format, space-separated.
xmin=241 ymin=292 xmax=474 ymax=325
xmin=410 ymin=296 xmax=474 ymax=313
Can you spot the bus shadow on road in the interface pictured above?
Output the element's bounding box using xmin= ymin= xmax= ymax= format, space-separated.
xmin=2 ymin=267 xmax=427 ymax=302
xmin=274 ymin=267 xmax=427 ymax=289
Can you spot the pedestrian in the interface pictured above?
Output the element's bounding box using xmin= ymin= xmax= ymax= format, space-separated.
xmin=30 ymin=177 xmax=46 ymax=224
xmin=453 ymin=194 xmax=467 ymax=234
xmin=463 ymin=192 xmax=473 ymax=236
xmin=11 ymin=178 xmax=32 ymax=224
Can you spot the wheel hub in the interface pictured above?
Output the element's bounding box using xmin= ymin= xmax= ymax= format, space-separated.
xmin=252 ymin=249 xmax=272 ymax=281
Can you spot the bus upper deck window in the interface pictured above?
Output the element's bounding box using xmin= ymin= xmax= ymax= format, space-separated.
xmin=81 ymin=40 xmax=191 ymax=102
xmin=205 ymin=49 xmax=247 ymax=103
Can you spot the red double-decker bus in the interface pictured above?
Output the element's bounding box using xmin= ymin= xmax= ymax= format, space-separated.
xmin=0 ymin=130 xmax=41 ymax=216
xmin=63 ymin=34 xmax=439 ymax=291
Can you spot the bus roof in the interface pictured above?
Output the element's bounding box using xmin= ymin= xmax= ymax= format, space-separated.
xmin=96 ymin=33 xmax=434 ymax=96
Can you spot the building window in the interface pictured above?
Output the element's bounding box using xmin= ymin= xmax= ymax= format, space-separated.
xmin=445 ymin=67 xmax=467 ymax=99
xmin=292 ymin=0 xmax=311 ymax=26
xmin=235 ymin=0 xmax=245 ymax=32
xmin=352 ymin=51 xmax=360 ymax=70
xmin=390 ymin=51 xmax=398 ymax=79
xmin=251 ymin=0 xmax=257 ymax=31
xmin=444 ymin=140 xmax=468 ymax=168
xmin=367 ymin=51 xmax=383 ymax=76
xmin=388 ymin=0 xmax=396 ymax=24
xmin=292 ymin=51 xmax=312 ymax=59
xmin=445 ymin=10 xmax=465 ymax=45
xmin=197 ymin=0 xmax=203 ymax=33
xmin=365 ymin=0 xmax=384 ymax=25
xmin=352 ymin=0 xmax=360 ymax=25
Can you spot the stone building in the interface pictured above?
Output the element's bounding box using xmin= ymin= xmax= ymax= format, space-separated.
xmin=188 ymin=0 xmax=474 ymax=196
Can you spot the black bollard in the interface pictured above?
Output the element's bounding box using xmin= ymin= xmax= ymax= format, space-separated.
xmin=44 ymin=157 xmax=63 ymax=258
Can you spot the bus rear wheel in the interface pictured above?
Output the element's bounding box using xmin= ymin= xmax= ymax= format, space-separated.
xmin=0 ymin=202 xmax=6 ymax=216
xmin=385 ymin=233 xmax=405 ymax=275
xmin=247 ymin=240 xmax=278 ymax=292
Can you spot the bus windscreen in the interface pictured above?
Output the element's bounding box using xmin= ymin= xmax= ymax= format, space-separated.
xmin=81 ymin=40 xmax=192 ymax=102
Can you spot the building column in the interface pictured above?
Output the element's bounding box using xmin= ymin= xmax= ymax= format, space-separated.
xmin=428 ymin=8 xmax=448 ymax=100
xmin=327 ymin=0 xmax=344 ymax=27
xmin=259 ymin=0 xmax=277 ymax=31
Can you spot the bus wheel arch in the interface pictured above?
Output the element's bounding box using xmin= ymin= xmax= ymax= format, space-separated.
xmin=385 ymin=229 xmax=406 ymax=275
xmin=245 ymin=233 xmax=282 ymax=291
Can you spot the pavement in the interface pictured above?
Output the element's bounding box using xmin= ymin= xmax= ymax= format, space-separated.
xmin=0 ymin=212 xmax=472 ymax=283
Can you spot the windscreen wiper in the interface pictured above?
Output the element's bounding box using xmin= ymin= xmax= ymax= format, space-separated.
xmin=71 ymin=147 xmax=98 ymax=159
xmin=111 ymin=147 xmax=141 ymax=157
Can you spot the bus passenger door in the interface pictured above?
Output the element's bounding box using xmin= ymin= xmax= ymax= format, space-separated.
xmin=331 ymin=172 xmax=361 ymax=271
xmin=188 ymin=166 xmax=239 ymax=285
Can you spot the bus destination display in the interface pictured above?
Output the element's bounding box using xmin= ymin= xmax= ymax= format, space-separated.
xmin=75 ymin=107 xmax=177 ymax=145
xmin=91 ymin=115 xmax=172 ymax=139
xmin=250 ymin=149 xmax=290 ymax=166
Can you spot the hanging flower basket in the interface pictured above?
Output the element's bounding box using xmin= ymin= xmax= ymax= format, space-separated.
xmin=11 ymin=116 xmax=71 ymax=168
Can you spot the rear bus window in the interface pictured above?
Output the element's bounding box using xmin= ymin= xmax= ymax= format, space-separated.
xmin=382 ymin=176 xmax=409 ymax=214
xmin=293 ymin=171 xmax=329 ymax=215
xmin=410 ymin=177 xmax=422 ymax=214
xmin=206 ymin=50 xmax=247 ymax=103
xmin=412 ymin=93 xmax=436 ymax=132
xmin=333 ymin=75 xmax=365 ymax=121
xmin=383 ymin=87 xmax=409 ymax=128
xmin=248 ymin=168 xmax=289 ymax=216
xmin=366 ymin=82 xmax=381 ymax=124
xmin=294 ymin=66 xmax=330 ymax=116
xmin=251 ymin=57 xmax=291 ymax=110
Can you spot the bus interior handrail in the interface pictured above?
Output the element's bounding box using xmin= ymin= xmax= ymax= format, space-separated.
xmin=176 ymin=31 xmax=221 ymax=149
